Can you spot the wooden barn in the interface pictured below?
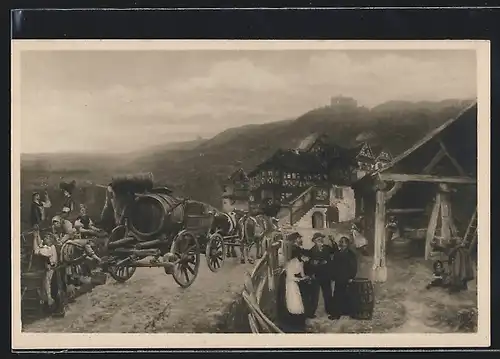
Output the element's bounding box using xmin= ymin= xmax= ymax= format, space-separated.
xmin=352 ymin=103 xmax=478 ymax=282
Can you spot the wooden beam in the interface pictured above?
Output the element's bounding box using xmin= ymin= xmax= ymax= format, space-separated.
xmin=387 ymin=208 xmax=425 ymax=214
xmin=371 ymin=190 xmax=387 ymax=282
xmin=440 ymin=191 xmax=452 ymax=245
xmin=438 ymin=140 xmax=467 ymax=177
xmin=378 ymin=173 xmax=476 ymax=184
xmin=423 ymin=148 xmax=446 ymax=174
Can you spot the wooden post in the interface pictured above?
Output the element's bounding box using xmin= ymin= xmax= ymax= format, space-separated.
xmin=425 ymin=192 xmax=441 ymax=260
xmin=371 ymin=189 xmax=387 ymax=282
xmin=439 ymin=184 xmax=452 ymax=244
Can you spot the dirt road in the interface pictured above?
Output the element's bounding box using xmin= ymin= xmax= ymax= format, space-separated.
xmin=23 ymin=259 xmax=253 ymax=333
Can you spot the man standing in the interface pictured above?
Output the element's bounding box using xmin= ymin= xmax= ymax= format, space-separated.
xmin=32 ymin=231 xmax=66 ymax=317
xmin=60 ymin=180 xmax=76 ymax=218
xmin=30 ymin=190 xmax=52 ymax=229
xmin=331 ymin=236 xmax=358 ymax=319
xmin=302 ymin=232 xmax=337 ymax=320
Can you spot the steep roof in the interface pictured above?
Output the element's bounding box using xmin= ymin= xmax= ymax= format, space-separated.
xmin=248 ymin=149 xmax=328 ymax=176
xmin=375 ymin=149 xmax=393 ymax=163
xmin=362 ymin=102 xmax=477 ymax=179
xmin=227 ymin=168 xmax=249 ymax=182
xmin=296 ymin=133 xmax=322 ymax=152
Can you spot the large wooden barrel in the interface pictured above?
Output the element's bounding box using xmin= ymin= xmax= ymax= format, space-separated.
xmin=347 ymin=278 xmax=375 ymax=320
xmin=128 ymin=193 xmax=184 ymax=238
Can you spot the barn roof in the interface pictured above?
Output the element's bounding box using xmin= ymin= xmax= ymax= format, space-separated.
xmin=355 ymin=102 xmax=477 ymax=185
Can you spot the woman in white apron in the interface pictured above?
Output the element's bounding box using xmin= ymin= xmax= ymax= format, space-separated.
xmin=284 ymin=249 xmax=309 ymax=332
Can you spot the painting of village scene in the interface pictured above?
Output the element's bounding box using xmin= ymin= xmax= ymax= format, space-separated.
xmin=16 ymin=45 xmax=479 ymax=336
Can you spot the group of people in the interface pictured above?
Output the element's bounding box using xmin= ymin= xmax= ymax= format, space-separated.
xmin=426 ymin=238 xmax=475 ymax=293
xmin=27 ymin=184 xmax=106 ymax=317
xmin=276 ymin=231 xmax=358 ymax=333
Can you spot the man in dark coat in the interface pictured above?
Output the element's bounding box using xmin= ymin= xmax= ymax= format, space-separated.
xmin=301 ymin=232 xmax=337 ymax=319
xmin=330 ymin=236 xmax=358 ymax=319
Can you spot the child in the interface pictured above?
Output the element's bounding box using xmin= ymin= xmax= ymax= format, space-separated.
xmin=426 ymin=260 xmax=450 ymax=289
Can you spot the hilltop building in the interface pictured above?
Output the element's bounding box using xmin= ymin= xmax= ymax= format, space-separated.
xmin=330 ymin=95 xmax=358 ymax=109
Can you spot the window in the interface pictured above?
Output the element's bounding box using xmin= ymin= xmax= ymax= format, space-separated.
xmin=291 ymin=173 xmax=296 ymax=179
xmin=335 ymin=187 xmax=343 ymax=199
xmin=268 ymin=170 xmax=273 ymax=177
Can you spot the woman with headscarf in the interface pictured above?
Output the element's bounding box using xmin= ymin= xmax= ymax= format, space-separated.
xmin=276 ymin=232 xmax=311 ymax=332
xmin=277 ymin=248 xmax=310 ymax=332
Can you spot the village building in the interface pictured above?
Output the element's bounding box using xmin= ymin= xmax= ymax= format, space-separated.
xmin=373 ymin=148 xmax=394 ymax=171
xmin=349 ymin=142 xmax=378 ymax=179
xmin=247 ymin=133 xmax=386 ymax=229
xmin=352 ymin=103 xmax=478 ymax=283
xmin=221 ymin=168 xmax=251 ymax=212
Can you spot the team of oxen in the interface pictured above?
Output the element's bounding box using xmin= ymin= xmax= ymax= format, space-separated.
xmin=97 ymin=175 xmax=281 ymax=266
xmin=209 ymin=209 xmax=280 ymax=264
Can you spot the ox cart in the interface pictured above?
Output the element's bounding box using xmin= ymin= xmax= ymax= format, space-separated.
xmin=104 ymin=212 xmax=225 ymax=288
xmin=99 ymin=177 xmax=226 ymax=289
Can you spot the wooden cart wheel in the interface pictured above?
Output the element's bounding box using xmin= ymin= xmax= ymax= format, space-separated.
xmin=205 ymin=233 xmax=225 ymax=272
xmin=171 ymin=230 xmax=201 ymax=288
xmin=109 ymin=265 xmax=137 ymax=283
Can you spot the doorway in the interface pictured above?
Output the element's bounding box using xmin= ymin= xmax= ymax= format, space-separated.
xmin=326 ymin=206 xmax=340 ymax=227
xmin=312 ymin=211 xmax=325 ymax=229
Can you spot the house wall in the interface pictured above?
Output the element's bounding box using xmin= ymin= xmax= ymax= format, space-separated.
xmin=329 ymin=185 xmax=356 ymax=222
xmin=295 ymin=207 xmax=327 ymax=228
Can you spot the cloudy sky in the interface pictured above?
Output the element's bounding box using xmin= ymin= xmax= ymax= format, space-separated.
xmin=20 ymin=49 xmax=476 ymax=154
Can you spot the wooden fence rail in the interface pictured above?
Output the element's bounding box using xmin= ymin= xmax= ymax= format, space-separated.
xmin=242 ymin=233 xmax=285 ymax=334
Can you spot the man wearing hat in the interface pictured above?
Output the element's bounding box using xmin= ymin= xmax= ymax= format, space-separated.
xmin=60 ymin=180 xmax=76 ymax=218
xmin=30 ymin=190 xmax=52 ymax=229
xmin=301 ymin=232 xmax=338 ymax=320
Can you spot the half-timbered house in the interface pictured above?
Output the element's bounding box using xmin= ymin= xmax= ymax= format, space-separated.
xmin=221 ymin=168 xmax=251 ymax=212
xmin=247 ymin=133 xmax=360 ymax=228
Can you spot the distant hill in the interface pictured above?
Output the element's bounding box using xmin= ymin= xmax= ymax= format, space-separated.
xmin=20 ymin=98 xmax=476 ymax=213
xmin=121 ymin=98 xmax=475 ymax=207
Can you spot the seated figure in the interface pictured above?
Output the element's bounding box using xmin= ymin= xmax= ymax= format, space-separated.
xmin=74 ymin=204 xmax=103 ymax=238
xmin=426 ymin=260 xmax=450 ymax=289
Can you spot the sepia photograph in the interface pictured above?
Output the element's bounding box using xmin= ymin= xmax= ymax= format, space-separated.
xmin=11 ymin=40 xmax=490 ymax=349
